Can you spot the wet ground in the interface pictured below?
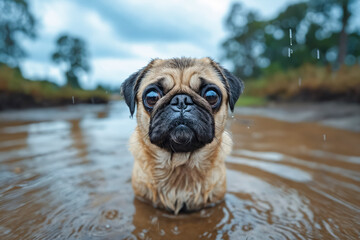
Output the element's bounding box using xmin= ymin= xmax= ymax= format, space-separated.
xmin=0 ymin=101 xmax=359 ymax=239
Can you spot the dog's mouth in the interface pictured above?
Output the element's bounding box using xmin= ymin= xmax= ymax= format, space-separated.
xmin=150 ymin=118 xmax=213 ymax=153
xmin=168 ymin=124 xmax=196 ymax=152
xmin=149 ymin=101 xmax=215 ymax=153
xmin=154 ymin=121 xmax=207 ymax=153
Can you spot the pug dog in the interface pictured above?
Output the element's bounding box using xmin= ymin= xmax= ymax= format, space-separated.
xmin=121 ymin=57 xmax=243 ymax=214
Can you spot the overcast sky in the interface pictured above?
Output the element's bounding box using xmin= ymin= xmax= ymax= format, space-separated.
xmin=21 ymin=0 xmax=300 ymax=89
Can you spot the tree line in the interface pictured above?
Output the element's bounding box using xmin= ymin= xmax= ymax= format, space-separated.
xmin=1 ymin=0 xmax=359 ymax=86
xmin=222 ymin=0 xmax=360 ymax=79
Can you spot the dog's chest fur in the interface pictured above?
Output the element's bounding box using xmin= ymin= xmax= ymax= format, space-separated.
xmin=129 ymin=127 xmax=232 ymax=214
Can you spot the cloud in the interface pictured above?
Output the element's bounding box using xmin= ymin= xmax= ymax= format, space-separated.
xmin=90 ymin=58 xmax=147 ymax=87
xmin=22 ymin=0 xmax=302 ymax=88
xmin=75 ymin=0 xmax=216 ymax=44
xmin=22 ymin=0 xmax=232 ymax=87
xmin=20 ymin=60 xmax=64 ymax=85
xmin=27 ymin=0 xmax=135 ymax=60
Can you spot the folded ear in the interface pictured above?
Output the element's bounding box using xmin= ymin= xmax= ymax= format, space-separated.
xmin=120 ymin=59 xmax=157 ymax=117
xmin=120 ymin=71 xmax=141 ymax=117
xmin=209 ymin=59 xmax=244 ymax=112
xmin=222 ymin=68 xmax=244 ymax=111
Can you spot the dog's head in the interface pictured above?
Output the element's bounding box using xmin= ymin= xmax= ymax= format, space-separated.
xmin=121 ymin=57 xmax=243 ymax=153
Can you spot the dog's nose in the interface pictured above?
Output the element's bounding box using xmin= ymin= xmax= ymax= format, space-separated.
xmin=170 ymin=94 xmax=193 ymax=110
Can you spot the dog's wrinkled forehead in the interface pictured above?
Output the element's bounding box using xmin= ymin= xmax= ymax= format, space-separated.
xmin=121 ymin=57 xmax=243 ymax=116
xmin=137 ymin=58 xmax=225 ymax=95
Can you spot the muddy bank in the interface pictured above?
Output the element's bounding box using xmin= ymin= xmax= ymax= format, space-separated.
xmin=244 ymin=64 xmax=360 ymax=106
xmin=235 ymin=101 xmax=360 ymax=132
xmin=0 ymin=65 xmax=110 ymax=111
xmin=267 ymin=86 xmax=360 ymax=103
xmin=0 ymin=91 xmax=108 ymax=111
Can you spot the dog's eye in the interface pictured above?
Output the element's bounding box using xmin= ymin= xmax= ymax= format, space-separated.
xmin=203 ymin=89 xmax=219 ymax=107
xmin=144 ymin=90 xmax=161 ymax=108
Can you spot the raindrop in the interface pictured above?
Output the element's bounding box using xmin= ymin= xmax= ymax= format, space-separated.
xmin=317 ymin=49 xmax=320 ymax=59
xmin=288 ymin=48 xmax=293 ymax=58
xmin=105 ymin=224 xmax=110 ymax=229
xmin=242 ymin=223 xmax=254 ymax=232
xmin=231 ymin=115 xmax=235 ymax=119
xmin=72 ymin=96 xmax=75 ymax=104
xmin=138 ymin=232 xmax=145 ymax=239
xmin=323 ymin=134 xmax=327 ymax=141
xmin=171 ymin=226 xmax=180 ymax=235
xmin=150 ymin=216 xmax=158 ymax=225
xmin=298 ymin=77 xmax=302 ymax=86
xmin=289 ymin=28 xmax=293 ymax=46
xmin=104 ymin=209 xmax=118 ymax=220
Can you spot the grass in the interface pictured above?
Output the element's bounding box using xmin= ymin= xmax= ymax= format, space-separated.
xmin=0 ymin=64 xmax=109 ymax=108
xmin=241 ymin=64 xmax=360 ymax=103
xmin=235 ymin=95 xmax=267 ymax=106
xmin=2 ymin=63 xmax=359 ymax=109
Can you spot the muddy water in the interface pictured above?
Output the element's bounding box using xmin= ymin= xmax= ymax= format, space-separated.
xmin=0 ymin=101 xmax=359 ymax=240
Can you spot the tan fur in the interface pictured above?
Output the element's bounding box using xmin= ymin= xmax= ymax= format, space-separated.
xmin=128 ymin=57 xmax=233 ymax=214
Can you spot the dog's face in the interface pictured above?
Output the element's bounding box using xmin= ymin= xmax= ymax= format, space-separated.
xmin=121 ymin=57 xmax=243 ymax=153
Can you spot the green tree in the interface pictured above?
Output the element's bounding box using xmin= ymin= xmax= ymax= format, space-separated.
xmin=222 ymin=3 xmax=265 ymax=77
xmin=0 ymin=0 xmax=36 ymax=66
xmin=51 ymin=34 xmax=90 ymax=89
xmin=222 ymin=2 xmax=309 ymax=78
xmin=309 ymin=0 xmax=357 ymax=66
xmin=222 ymin=1 xmax=360 ymax=78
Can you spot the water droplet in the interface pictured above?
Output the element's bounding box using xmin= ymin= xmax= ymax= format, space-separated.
xmin=150 ymin=216 xmax=158 ymax=225
xmin=247 ymin=126 xmax=250 ymax=129
xmin=288 ymin=48 xmax=293 ymax=58
xmin=105 ymin=224 xmax=110 ymax=229
xmin=231 ymin=115 xmax=235 ymax=119
xmin=242 ymin=223 xmax=254 ymax=232
xmin=104 ymin=209 xmax=118 ymax=220
xmin=72 ymin=96 xmax=75 ymax=104
xmin=323 ymin=134 xmax=327 ymax=141
xmin=138 ymin=232 xmax=145 ymax=239
xmin=317 ymin=49 xmax=320 ymax=59
xmin=171 ymin=226 xmax=180 ymax=235
xmin=298 ymin=77 xmax=302 ymax=86
xmin=159 ymin=229 xmax=165 ymax=236
xmin=13 ymin=167 xmax=23 ymax=174
xmin=289 ymin=28 xmax=293 ymax=46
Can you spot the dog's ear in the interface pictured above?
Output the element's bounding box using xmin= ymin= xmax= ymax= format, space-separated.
xmin=120 ymin=59 xmax=157 ymax=117
xmin=120 ymin=71 xmax=140 ymax=117
xmin=209 ymin=59 xmax=244 ymax=112
xmin=222 ymin=68 xmax=244 ymax=111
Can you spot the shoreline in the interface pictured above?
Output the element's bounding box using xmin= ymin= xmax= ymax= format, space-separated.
xmin=234 ymin=101 xmax=360 ymax=132
xmin=1 ymin=100 xmax=359 ymax=132
xmin=0 ymin=91 xmax=108 ymax=111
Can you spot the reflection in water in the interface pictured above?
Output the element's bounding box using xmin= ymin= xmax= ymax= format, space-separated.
xmin=0 ymin=101 xmax=359 ymax=239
